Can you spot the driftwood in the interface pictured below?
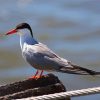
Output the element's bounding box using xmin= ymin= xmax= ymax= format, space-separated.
xmin=0 ymin=74 xmax=69 ymax=100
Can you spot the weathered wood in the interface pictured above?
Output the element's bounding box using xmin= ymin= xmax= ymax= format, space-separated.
xmin=0 ymin=83 xmax=66 ymax=100
xmin=0 ymin=74 xmax=68 ymax=100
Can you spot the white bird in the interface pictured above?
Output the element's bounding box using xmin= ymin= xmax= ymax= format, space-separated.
xmin=5 ymin=23 xmax=100 ymax=78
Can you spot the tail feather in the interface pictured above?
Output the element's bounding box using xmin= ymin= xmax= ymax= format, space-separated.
xmin=59 ymin=63 xmax=100 ymax=75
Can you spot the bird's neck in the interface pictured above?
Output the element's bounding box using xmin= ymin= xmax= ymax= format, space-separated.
xmin=19 ymin=29 xmax=38 ymax=49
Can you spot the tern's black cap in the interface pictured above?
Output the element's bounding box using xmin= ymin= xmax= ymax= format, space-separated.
xmin=16 ymin=23 xmax=33 ymax=37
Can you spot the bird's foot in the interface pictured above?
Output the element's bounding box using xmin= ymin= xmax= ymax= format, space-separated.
xmin=29 ymin=70 xmax=44 ymax=80
xmin=29 ymin=75 xmax=43 ymax=79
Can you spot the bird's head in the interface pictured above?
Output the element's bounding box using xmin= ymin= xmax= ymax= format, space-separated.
xmin=5 ymin=23 xmax=33 ymax=37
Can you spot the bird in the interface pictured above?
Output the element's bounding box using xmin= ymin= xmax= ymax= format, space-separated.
xmin=5 ymin=23 xmax=100 ymax=78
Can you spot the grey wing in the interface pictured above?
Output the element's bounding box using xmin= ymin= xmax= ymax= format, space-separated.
xmin=26 ymin=43 xmax=70 ymax=71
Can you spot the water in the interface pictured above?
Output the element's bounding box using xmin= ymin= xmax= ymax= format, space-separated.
xmin=0 ymin=0 xmax=100 ymax=99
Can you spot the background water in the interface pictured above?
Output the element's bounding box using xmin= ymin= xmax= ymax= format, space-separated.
xmin=0 ymin=0 xmax=100 ymax=99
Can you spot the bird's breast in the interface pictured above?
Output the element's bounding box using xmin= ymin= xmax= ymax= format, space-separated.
xmin=22 ymin=44 xmax=43 ymax=69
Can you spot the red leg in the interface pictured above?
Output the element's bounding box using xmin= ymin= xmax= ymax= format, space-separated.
xmin=33 ymin=70 xmax=39 ymax=78
xmin=40 ymin=70 xmax=44 ymax=77
xmin=29 ymin=70 xmax=39 ymax=79
xmin=29 ymin=69 xmax=44 ymax=79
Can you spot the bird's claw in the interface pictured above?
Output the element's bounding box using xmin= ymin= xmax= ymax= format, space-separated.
xmin=29 ymin=75 xmax=44 ymax=80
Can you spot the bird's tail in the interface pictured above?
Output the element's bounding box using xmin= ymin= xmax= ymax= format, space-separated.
xmin=59 ymin=63 xmax=100 ymax=75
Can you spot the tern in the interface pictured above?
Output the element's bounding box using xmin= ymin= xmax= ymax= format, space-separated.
xmin=5 ymin=23 xmax=100 ymax=78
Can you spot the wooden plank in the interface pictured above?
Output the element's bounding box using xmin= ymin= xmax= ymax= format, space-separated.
xmin=0 ymin=74 xmax=69 ymax=100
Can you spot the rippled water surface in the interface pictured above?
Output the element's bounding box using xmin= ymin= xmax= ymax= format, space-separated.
xmin=0 ymin=0 xmax=100 ymax=99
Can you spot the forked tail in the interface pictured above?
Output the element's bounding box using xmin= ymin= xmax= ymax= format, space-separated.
xmin=59 ymin=63 xmax=100 ymax=75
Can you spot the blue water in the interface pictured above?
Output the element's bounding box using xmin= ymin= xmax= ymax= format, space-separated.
xmin=0 ymin=0 xmax=100 ymax=99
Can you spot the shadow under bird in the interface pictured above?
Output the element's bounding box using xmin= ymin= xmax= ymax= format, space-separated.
xmin=4 ymin=23 xmax=100 ymax=78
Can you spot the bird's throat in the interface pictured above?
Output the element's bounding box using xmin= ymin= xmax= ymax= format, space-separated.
xmin=19 ymin=29 xmax=38 ymax=49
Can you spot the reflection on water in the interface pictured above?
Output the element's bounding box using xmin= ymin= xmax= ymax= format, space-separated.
xmin=0 ymin=0 xmax=100 ymax=99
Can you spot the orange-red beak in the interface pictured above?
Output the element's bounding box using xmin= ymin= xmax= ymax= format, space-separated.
xmin=6 ymin=29 xmax=17 ymax=35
